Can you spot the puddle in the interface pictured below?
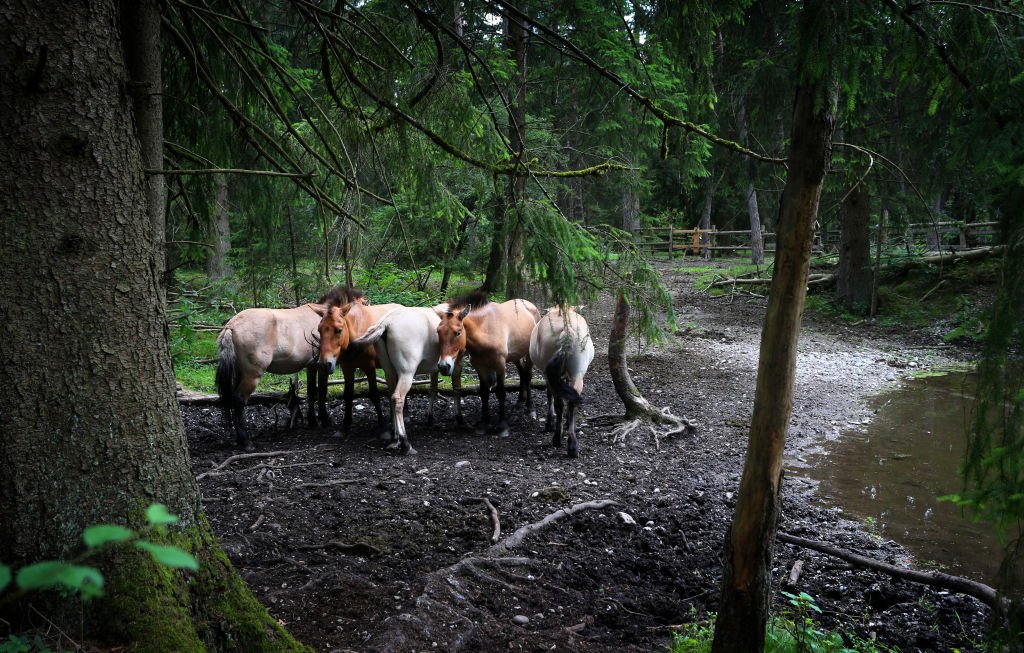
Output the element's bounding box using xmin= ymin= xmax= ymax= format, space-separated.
xmin=804 ymin=371 xmax=1009 ymax=584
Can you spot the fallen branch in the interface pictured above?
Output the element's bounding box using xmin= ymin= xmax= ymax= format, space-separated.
xmin=295 ymin=540 xmax=383 ymax=556
xmin=478 ymin=498 xmax=501 ymax=544
xmin=919 ymin=279 xmax=947 ymax=302
xmin=195 ymin=450 xmax=299 ymax=481
xmin=777 ymin=532 xmax=999 ymax=611
xmin=293 ymin=478 xmax=361 ymax=490
xmin=919 ymin=245 xmax=1003 ymax=265
xmin=786 ymin=559 xmax=805 ymax=588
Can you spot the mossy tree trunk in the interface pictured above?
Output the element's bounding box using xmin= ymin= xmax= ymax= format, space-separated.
xmin=710 ymin=19 xmax=838 ymax=651
xmin=0 ymin=2 xmax=307 ymax=650
xmin=503 ymin=2 xmax=528 ymax=300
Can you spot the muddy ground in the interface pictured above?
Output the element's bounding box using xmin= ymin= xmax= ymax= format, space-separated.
xmin=184 ymin=260 xmax=991 ymax=652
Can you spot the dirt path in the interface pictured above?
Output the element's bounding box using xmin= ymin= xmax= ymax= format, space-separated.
xmin=185 ymin=260 xmax=988 ymax=652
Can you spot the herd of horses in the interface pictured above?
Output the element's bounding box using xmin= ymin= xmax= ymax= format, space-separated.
xmin=214 ymin=287 xmax=596 ymax=457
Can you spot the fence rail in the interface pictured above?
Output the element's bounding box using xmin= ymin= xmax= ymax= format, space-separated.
xmin=633 ymin=220 xmax=1000 ymax=258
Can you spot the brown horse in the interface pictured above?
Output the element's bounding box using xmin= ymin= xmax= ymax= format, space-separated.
xmin=434 ymin=290 xmax=540 ymax=437
xmin=216 ymin=287 xmax=360 ymax=450
xmin=529 ymin=307 xmax=595 ymax=457
xmin=312 ymin=291 xmax=403 ymax=433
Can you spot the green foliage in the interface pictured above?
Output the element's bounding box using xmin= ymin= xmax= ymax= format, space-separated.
xmin=670 ymin=594 xmax=901 ymax=653
xmin=0 ymin=504 xmax=196 ymax=604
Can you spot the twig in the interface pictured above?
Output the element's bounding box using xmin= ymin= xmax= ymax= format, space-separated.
xmin=248 ymin=514 xmax=265 ymax=531
xmin=786 ymin=559 xmax=805 ymax=587
xmin=293 ymin=479 xmax=361 ymax=490
xmin=295 ymin=540 xmax=383 ymax=556
xmin=478 ymin=497 xmax=501 ymax=544
xmin=195 ymin=450 xmax=299 ymax=480
xmin=919 ymin=279 xmax=947 ymax=302
xmin=492 ymin=499 xmax=619 ymax=553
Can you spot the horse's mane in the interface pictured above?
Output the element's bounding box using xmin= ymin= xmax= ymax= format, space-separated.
xmin=318 ymin=286 xmax=365 ymax=307
xmin=447 ymin=288 xmax=490 ymax=311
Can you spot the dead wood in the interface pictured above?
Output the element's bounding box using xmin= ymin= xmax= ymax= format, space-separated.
xmin=919 ymin=245 xmax=1003 ymax=264
xmin=786 ymin=559 xmax=804 ymax=587
xmin=477 ymin=497 xmax=501 ymax=543
xmin=195 ymin=450 xmax=299 ymax=480
xmin=777 ymin=532 xmax=999 ymax=611
xmin=295 ymin=540 xmax=383 ymax=557
xmin=491 ymin=499 xmax=619 ymax=554
xmin=293 ymin=479 xmax=361 ymax=490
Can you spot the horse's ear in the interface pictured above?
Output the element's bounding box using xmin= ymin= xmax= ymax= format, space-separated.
xmin=311 ymin=304 xmax=327 ymax=317
xmin=340 ymin=302 xmax=354 ymax=316
xmin=432 ymin=303 xmax=449 ymax=319
xmin=458 ymin=304 xmax=471 ymax=320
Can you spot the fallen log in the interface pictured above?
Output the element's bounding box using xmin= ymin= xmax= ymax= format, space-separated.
xmin=777 ymin=531 xmax=999 ymax=611
xmin=919 ymin=245 xmax=1003 ymax=265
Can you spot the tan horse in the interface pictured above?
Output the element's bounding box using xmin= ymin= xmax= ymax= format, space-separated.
xmin=529 ymin=307 xmax=595 ymax=457
xmin=312 ymin=291 xmax=402 ymax=433
xmin=216 ymin=287 xmax=360 ymax=450
xmin=435 ymin=290 xmax=540 ymax=437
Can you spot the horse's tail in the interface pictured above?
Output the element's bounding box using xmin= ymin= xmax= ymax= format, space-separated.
xmin=216 ymin=328 xmax=239 ymax=410
xmin=545 ymin=347 xmax=583 ymax=405
xmin=352 ymin=308 xmax=402 ymax=347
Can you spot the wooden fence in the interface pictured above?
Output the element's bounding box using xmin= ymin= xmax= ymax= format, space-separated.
xmin=634 ymin=220 xmax=1000 ymax=258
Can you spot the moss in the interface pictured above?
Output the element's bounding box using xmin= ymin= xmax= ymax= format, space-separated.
xmin=93 ymin=515 xmax=311 ymax=653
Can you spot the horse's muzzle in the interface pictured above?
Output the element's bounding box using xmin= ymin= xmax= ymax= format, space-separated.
xmin=322 ymin=359 xmax=336 ymax=374
xmin=437 ymin=360 xmax=453 ymax=376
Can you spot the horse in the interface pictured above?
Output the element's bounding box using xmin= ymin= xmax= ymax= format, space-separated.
xmin=348 ymin=306 xmax=440 ymax=455
xmin=529 ymin=307 xmax=595 ymax=458
xmin=311 ymin=291 xmax=403 ymax=433
xmin=215 ymin=287 xmax=360 ymax=450
xmin=434 ymin=290 xmax=540 ymax=437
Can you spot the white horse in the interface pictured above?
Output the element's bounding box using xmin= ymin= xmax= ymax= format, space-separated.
xmin=529 ymin=307 xmax=595 ymax=458
xmin=351 ymin=306 xmax=440 ymax=455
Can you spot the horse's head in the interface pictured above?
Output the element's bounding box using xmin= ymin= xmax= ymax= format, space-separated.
xmin=434 ymin=303 xmax=471 ymax=376
xmin=313 ymin=302 xmax=355 ymax=374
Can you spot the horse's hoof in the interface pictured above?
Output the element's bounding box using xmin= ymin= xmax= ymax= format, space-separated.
xmin=567 ymin=443 xmax=579 ymax=458
xmin=544 ymin=422 xmax=554 ymax=433
xmin=402 ymin=445 xmax=418 ymax=455
xmin=528 ymin=410 xmax=537 ymax=421
xmin=498 ymin=427 xmax=510 ymax=438
xmin=240 ymin=442 xmax=255 ymax=452
xmin=384 ymin=441 xmax=400 ymax=450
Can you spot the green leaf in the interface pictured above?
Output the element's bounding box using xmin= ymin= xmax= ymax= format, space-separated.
xmin=135 ymin=541 xmax=198 ymax=570
xmin=82 ymin=524 xmax=135 ymax=549
xmin=15 ymin=562 xmax=104 ymax=598
xmin=0 ymin=563 xmax=10 ymax=592
xmin=145 ymin=503 xmax=179 ymax=526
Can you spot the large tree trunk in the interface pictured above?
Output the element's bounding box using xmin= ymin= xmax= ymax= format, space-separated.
xmin=0 ymin=3 xmax=307 ymax=650
xmin=503 ymin=2 xmax=528 ymax=300
xmin=835 ymin=186 xmax=873 ymax=313
xmin=622 ymin=183 xmax=641 ymax=232
xmin=711 ymin=52 xmax=837 ymax=653
xmin=700 ymin=170 xmax=715 ymax=260
xmin=121 ymin=0 xmax=166 ymax=290
xmin=208 ymin=174 xmax=232 ymax=280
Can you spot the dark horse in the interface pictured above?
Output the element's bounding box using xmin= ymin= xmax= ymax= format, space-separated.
xmin=216 ymin=287 xmax=361 ymax=450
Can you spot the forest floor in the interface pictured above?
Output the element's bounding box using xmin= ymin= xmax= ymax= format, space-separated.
xmin=183 ymin=259 xmax=991 ymax=653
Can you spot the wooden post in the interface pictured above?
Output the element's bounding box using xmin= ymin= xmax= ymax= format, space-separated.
xmin=959 ymin=224 xmax=968 ymax=250
xmin=668 ymin=223 xmax=674 ymax=260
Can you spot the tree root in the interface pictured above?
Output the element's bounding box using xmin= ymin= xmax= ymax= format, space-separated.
xmin=368 ymin=500 xmax=619 ymax=652
xmin=195 ymin=450 xmax=302 ymax=480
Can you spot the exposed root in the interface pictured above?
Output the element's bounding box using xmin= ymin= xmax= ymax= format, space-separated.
xmin=195 ymin=450 xmax=302 ymax=480
xmin=610 ymin=409 xmax=696 ymax=450
xmin=475 ymin=497 xmax=501 ymax=544
xmin=490 ymin=499 xmax=618 ymax=554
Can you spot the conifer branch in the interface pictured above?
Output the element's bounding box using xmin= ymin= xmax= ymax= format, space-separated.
xmin=148 ymin=168 xmax=315 ymax=178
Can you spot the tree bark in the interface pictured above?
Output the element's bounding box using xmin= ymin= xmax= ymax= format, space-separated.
xmin=0 ymin=3 xmax=307 ymax=649
xmin=208 ymin=174 xmax=232 ymax=280
xmin=700 ymin=170 xmax=715 ymax=260
xmin=121 ymin=0 xmax=166 ymax=290
xmin=622 ymin=183 xmax=641 ymax=232
xmin=711 ymin=55 xmax=837 ymax=653
xmin=503 ymin=2 xmax=528 ymax=300
xmin=835 ymin=186 xmax=873 ymax=313
xmin=737 ymin=96 xmax=765 ymax=265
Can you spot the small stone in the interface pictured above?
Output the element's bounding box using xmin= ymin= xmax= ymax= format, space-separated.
xmin=617 ymin=511 xmax=637 ymax=526
xmin=455 ymin=460 xmax=470 ymax=468
xmin=512 ymin=615 xmax=529 ymax=625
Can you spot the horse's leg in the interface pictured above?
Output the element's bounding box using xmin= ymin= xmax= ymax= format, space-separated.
xmin=427 ymin=372 xmax=437 ymax=424
xmin=341 ymin=365 xmax=355 ymax=432
xmin=474 ymin=369 xmax=491 ymax=436
xmin=317 ymin=364 xmax=331 ymax=427
xmin=305 ymin=365 xmax=318 ymax=428
xmin=365 ymin=366 xmax=387 ymax=434
xmin=566 ymin=400 xmax=580 ymax=458
xmin=387 ymin=374 xmax=416 ymax=455
xmin=453 ymin=354 xmax=465 ymax=425
xmin=235 ymin=375 xmax=260 ymax=451
xmin=520 ymin=359 xmax=536 ymax=420
xmin=495 ymin=363 xmax=510 ymax=438
xmin=381 ymin=368 xmax=398 ymax=441
xmin=552 ymin=397 xmax=564 ymax=449
xmin=544 ymin=387 xmax=555 ymax=433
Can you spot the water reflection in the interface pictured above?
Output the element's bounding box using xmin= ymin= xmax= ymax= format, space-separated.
xmin=804 ymin=371 xmax=1009 ymax=584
